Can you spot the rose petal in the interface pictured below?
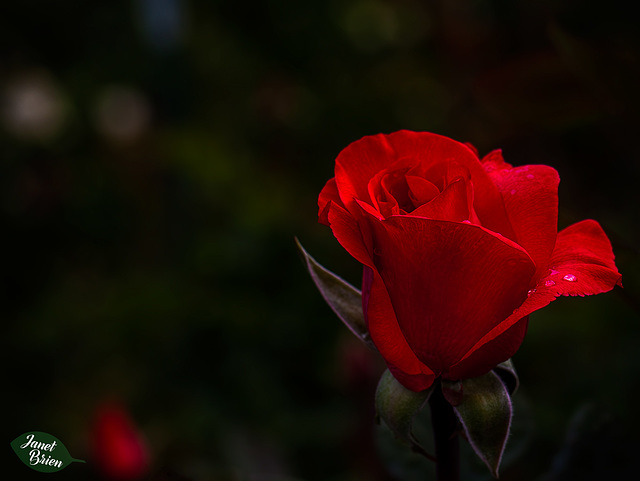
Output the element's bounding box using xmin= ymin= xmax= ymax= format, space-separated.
xmin=482 ymin=149 xmax=512 ymax=172
xmin=444 ymin=316 xmax=529 ymax=381
xmin=411 ymin=176 xmax=472 ymax=222
xmin=367 ymin=168 xmax=406 ymax=217
xmin=421 ymin=160 xmax=471 ymax=191
xmin=453 ymin=219 xmax=621 ymax=366
xmin=465 ymin=142 xmax=479 ymax=156
xmin=387 ymin=131 xmax=477 ymax=168
xmin=381 ymin=170 xmax=412 ymax=212
xmin=542 ymin=219 xmax=622 ymax=295
xmin=326 ymin=201 xmax=374 ymax=267
xmin=361 ymin=212 xmax=536 ymax=374
xmin=335 ymin=133 xmax=397 ymax=213
xmin=405 ymin=175 xmax=440 ymax=207
xmin=488 ymin=163 xmax=560 ymax=279
xmin=318 ymin=178 xmax=341 ymax=226
xmin=363 ymin=266 xmax=436 ymax=391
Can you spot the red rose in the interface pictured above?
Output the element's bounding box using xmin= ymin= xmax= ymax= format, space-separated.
xmin=318 ymin=130 xmax=622 ymax=392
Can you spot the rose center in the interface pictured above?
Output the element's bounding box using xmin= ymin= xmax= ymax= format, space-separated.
xmin=372 ymin=169 xmax=442 ymax=216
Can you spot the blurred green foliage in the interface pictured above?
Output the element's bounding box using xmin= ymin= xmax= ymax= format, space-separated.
xmin=2 ymin=1 xmax=639 ymax=480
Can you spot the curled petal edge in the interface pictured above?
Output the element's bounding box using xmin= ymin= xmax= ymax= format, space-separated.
xmin=451 ymin=219 xmax=621 ymax=369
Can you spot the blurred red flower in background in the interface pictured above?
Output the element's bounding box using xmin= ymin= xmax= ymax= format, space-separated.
xmin=91 ymin=401 xmax=150 ymax=480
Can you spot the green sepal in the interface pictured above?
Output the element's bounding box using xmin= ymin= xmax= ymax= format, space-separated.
xmin=295 ymin=238 xmax=376 ymax=350
xmin=375 ymin=369 xmax=435 ymax=460
xmin=493 ymin=358 xmax=519 ymax=396
xmin=441 ymin=379 xmax=464 ymax=406
xmin=453 ymin=371 xmax=512 ymax=478
xmin=11 ymin=431 xmax=85 ymax=473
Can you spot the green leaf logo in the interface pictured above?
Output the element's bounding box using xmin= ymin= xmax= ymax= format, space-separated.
xmin=10 ymin=431 xmax=85 ymax=473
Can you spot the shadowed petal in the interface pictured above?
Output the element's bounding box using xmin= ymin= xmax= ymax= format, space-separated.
xmin=411 ymin=176 xmax=472 ymax=222
xmin=318 ymin=178 xmax=341 ymax=226
xmin=444 ymin=317 xmax=529 ymax=381
xmin=453 ymin=219 xmax=621 ymax=366
xmin=326 ymin=201 xmax=373 ymax=268
xmin=363 ymin=267 xmax=436 ymax=391
xmin=406 ymin=175 xmax=440 ymax=207
xmin=362 ymin=212 xmax=536 ymax=373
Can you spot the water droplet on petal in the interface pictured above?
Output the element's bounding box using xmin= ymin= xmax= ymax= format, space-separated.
xmin=563 ymin=274 xmax=577 ymax=282
xmin=527 ymin=288 xmax=536 ymax=297
xmin=462 ymin=219 xmax=471 ymax=224
xmin=526 ymin=174 xmax=535 ymax=180
xmin=544 ymin=279 xmax=556 ymax=287
xmin=510 ymin=189 xmax=517 ymax=195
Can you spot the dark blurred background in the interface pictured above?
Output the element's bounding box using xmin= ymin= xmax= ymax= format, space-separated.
xmin=2 ymin=1 xmax=639 ymax=480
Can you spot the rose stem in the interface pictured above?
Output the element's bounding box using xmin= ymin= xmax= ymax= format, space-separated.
xmin=429 ymin=382 xmax=460 ymax=481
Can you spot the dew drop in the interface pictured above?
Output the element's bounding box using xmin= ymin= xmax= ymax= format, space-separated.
xmin=510 ymin=189 xmax=517 ymax=195
xmin=544 ymin=279 xmax=556 ymax=287
xmin=526 ymin=174 xmax=535 ymax=180
xmin=563 ymin=274 xmax=577 ymax=282
xmin=462 ymin=219 xmax=471 ymax=224
xmin=527 ymin=288 xmax=536 ymax=297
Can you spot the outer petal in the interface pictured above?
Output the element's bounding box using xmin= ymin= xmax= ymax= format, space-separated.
xmin=318 ymin=178 xmax=342 ymax=226
xmin=363 ymin=267 xmax=436 ymax=391
xmin=542 ymin=219 xmax=622 ymax=295
xmin=481 ymin=149 xmax=512 ymax=171
xmin=326 ymin=201 xmax=373 ymax=268
xmin=487 ymin=163 xmax=560 ymax=279
xmin=453 ymin=219 xmax=621 ymax=367
xmin=334 ymin=133 xmax=397 ymax=212
xmin=444 ymin=316 xmax=529 ymax=380
xmin=362 ymin=212 xmax=536 ymax=374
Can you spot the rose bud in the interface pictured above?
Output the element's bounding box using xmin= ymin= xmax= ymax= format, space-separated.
xmin=319 ymin=130 xmax=621 ymax=392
